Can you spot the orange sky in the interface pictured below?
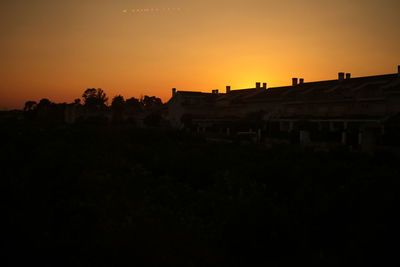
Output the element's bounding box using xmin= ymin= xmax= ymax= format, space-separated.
xmin=1 ymin=0 xmax=399 ymax=110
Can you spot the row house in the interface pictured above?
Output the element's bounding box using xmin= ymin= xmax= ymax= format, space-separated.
xmin=166 ymin=65 xmax=400 ymax=150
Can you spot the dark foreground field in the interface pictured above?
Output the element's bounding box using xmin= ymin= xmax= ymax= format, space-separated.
xmin=3 ymin=122 xmax=400 ymax=266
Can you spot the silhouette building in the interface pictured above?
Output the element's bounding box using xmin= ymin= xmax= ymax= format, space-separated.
xmin=167 ymin=65 xmax=400 ymax=151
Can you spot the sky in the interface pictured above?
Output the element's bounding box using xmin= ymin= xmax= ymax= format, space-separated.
xmin=1 ymin=0 xmax=399 ymax=109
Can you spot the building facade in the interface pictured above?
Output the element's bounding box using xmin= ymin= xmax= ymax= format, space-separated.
xmin=167 ymin=66 xmax=400 ymax=151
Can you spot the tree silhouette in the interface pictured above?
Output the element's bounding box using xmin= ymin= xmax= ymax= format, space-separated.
xmin=37 ymin=98 xmax=52 ymax=109
xmin=141 ymin=96 xmax=162 ymax=109
xmin=123 ymin=97 xmax=143 ymax=125
xmin=126 ymin=97 xmax=143 ymax=111
xmin=23 ymin=101 xmax=37 ymax=111
xmin=111 ymin=95 xmax=125 ymax=123
xmin=23 ymin=101 xmax=37 ymax=120
xmin=36 ymin=98 xmax=64 ymax=123
xmin=82 ymin=88 xmax=108 ymax=110
xmin=111 ymin=95 xmax=125 ymax=110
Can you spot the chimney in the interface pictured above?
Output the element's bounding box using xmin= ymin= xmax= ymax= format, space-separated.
xmin=292 ymin=78 xmax=298 ymax=86
xmin=226 ymin=85 xmax=231 ymax=94
xmin=212 ymin=89 xmax=219 ymax=95
xmin=215 ymin=89 xmax=219 ymax=95
xmin=172 ymin=88 xmax=177 ymax=97
xmin=338 ymin=72 xmax=345 ymax=81
xmin=256 ymin=82 xmax=261 ymax=89
xmin=346 ymin=73 xmax=351 ymax=79
xmin=262 ymin=83 xmax=267 ymax=89
xmin=299 ymin=78 xmax=304 ymax=84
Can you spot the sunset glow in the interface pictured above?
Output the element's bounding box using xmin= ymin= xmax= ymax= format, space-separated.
xmin=1 ymin=0 xmax=399 ymax=109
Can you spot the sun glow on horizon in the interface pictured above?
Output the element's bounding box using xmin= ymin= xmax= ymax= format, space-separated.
xmin=1 ymin=0 xmax=399 ymax=109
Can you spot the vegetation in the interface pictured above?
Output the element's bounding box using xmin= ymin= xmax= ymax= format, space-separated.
xmin=82 ymin=88 xmax=109 ymax=110
xmin=22 ymin=88 xmax=163 ymax=125
xmin=3 ymin=121 xmax=400 ymax=266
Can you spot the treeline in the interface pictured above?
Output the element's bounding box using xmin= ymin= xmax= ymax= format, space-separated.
xmin=22 ymin=88 xmax=164 ymax=126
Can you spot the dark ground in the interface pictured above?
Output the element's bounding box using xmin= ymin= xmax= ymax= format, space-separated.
xmin=3 ymin=121 xmax=400 ymax=266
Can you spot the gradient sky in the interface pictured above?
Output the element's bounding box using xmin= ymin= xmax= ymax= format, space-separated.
xmin=1 ymin=0 xmax=399 ymax=109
